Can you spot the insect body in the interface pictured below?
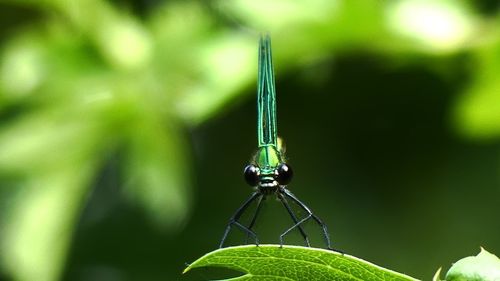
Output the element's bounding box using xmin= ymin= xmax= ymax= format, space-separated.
xmin=219 ymin=35 xmax=333 ymax=250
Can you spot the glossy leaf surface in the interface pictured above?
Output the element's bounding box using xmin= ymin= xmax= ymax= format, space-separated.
xmin=185 ymin=245 xmax=419 ymax=281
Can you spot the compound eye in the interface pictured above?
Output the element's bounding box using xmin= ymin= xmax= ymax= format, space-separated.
xmin=276 ymin=163 xmax=293 ymax=185
xmin=243 ymin=164 xmax=260 ymax=186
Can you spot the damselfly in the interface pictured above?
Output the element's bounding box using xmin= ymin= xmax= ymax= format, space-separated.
xmin=219 ymin=35 xmax=334 ymax=250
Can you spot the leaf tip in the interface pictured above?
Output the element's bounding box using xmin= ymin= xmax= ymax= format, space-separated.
xmin=182 ymin=261 xmax=193 ymax=274
xmin=432 ymin=267 xmax=443 ymax=281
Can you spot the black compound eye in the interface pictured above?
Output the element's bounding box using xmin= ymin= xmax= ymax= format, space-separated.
xmin=276 ymin=163 xmax=293 ymax=185
xmin=243 ymin=164 xmax=260 ymax=186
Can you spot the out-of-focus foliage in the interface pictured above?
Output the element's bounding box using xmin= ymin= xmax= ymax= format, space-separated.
xmin=455 ymin=40 xmax=500 ymax=138
xmin=0 ymin=0 xmax=499 ymax=281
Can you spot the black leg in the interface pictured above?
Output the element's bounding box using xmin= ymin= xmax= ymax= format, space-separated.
xmin=282 ymin=189 xmax=333 ymax=250
xmin=277 ymin=192 xmax=311 ymax=247
xmin=245 ymin=195 xmax=266 ymax=244
xmin=219 ymin=192 xmax=262 ymax=248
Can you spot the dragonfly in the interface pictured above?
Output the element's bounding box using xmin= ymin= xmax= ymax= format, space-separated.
xmin=219 ymin=35 xmax=333 ymax=250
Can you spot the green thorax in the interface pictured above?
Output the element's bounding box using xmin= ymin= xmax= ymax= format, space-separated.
xmin=255 ymin=35 xmax=281 ymax=173
xmin=254 ymin=145 xmax=282 ymax=175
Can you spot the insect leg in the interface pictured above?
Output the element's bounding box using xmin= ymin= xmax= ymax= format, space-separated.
xmin=277 ymin=192 xmax=311 ymax=247
xmin=282 ymin=189 xmax=333 ymax=250
xmin=245 ymin=195 xmax=266 ymax=244
xmin=219 ymin=192 xmax=262 ymax=248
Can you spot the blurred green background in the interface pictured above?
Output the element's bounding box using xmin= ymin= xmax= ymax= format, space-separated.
xmin=0 ymin=0 xmax=499 ymax=280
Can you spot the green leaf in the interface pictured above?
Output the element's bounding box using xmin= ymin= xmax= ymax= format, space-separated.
xmin=184 ymin=245 xmax=419 ymax=281
xmin=444 ymin=248 xmax=500 ymax=281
